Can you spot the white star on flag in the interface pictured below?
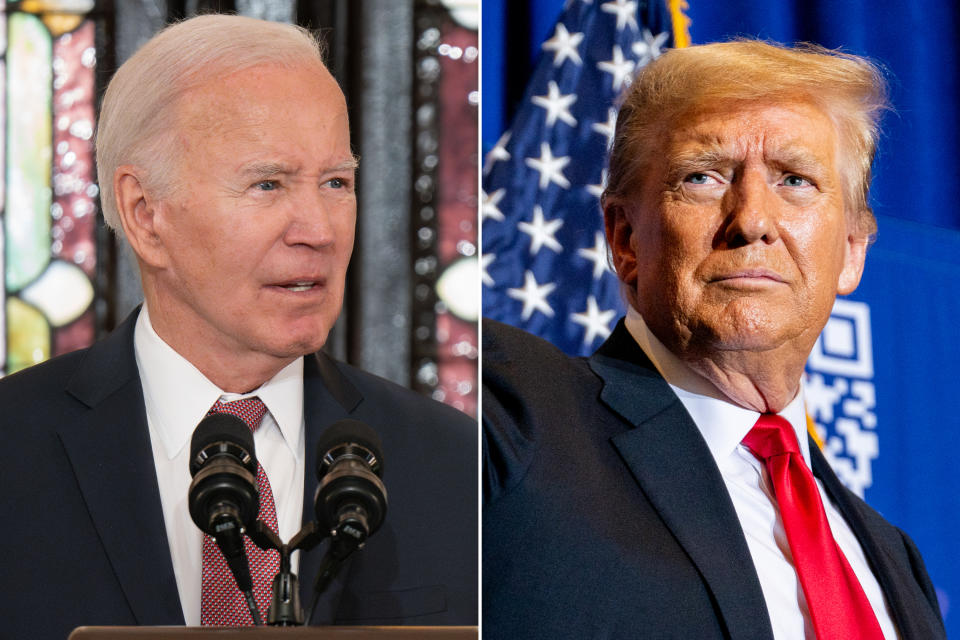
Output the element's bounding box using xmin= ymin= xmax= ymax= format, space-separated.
xmin=601 ymin=0 xmax=639 ymax=32
xmin=484 ymin=131 xmax=511 ymax=174
xmin=532 ymin=81 xmax=578 ymax=128
xmin=481 ymin=253 xmax=495 ymax=287
xmin=586 ymin=168 xmax=608 ymax=199
xmin=632 ymin=29 xmax=669 ymax=65
xmin=518 ymin=205 xmax=564 ymax=255
xmin=508 ymin=270 xmax=557 ymax=320
xmin=597 ymin=45 xmax=635 ymax=92
xmin=482 ymin=188 xmax=506 ymax=221
xmin=591 ymin=108 xmax=617 ymax=149
xmin=571 ymin=295 xmax=617 ymax=344
xmin=525 ymin=142 xmax=572 ymax=189
xmin=578 ymin=231 xmax=612 ymax=279
xmin=482 ymin=0 xmax=673 ymax=356
xmin=542 ymin=23 xmax=584 ymax=67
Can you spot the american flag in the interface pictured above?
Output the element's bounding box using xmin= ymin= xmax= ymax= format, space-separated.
xmin=482 ymin=0 xmax=674 ymax=356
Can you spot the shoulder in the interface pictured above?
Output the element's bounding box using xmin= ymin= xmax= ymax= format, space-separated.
xmin=483 ymin=317 xmax=581 ymax=369
xmin=328 ymin=357 xmax=474 ymax=438
xmin=481 ymin=320 xmax=609 ymax=500
xmin=482 ymin=318 xmax=596 ymax=406
xmin=0 ymin=312 xmax=140 ymax=426
xmin=0 ymin=348 xmax=91 ymax=423
xmin=0 ymin=347 xmax=88 ymax=393
xmin=311 ymin=355 xmax=476 ymax=477
xmin=0 ymin=348 xmax=99 ymax=482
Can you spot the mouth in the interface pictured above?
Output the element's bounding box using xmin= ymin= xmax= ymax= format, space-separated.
xmin=710 ymin=269 xmax=787 ymax=285
xmin=270 ymin=278 xmax=326 ymax=293
xmin=283 ymin=281 xmax=316 ymax=292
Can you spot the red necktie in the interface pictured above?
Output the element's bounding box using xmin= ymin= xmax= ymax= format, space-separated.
xmin=200 ymin=397 xmax=280 ymax=626
xmin=742 ymin=414 xmax=884 ymax=640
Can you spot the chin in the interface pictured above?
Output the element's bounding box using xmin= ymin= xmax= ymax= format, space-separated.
xmin=693 ymin=305 xmax=797 ymax=353
xmin=262 ymin=325 xmax=332 ymax=359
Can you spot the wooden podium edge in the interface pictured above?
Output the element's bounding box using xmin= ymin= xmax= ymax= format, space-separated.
xmin=69 ymin=625 xmax=478 ymax=639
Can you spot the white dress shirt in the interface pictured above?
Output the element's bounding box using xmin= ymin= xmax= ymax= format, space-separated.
xmin=133 ymin=305 xmax=306 ymax=625
xmin=624 ymin=308 xmax=898 ymax=640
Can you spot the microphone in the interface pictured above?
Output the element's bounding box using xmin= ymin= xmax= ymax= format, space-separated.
xmin=188 ymin=413 xmax=261 ymax=619
xmin=314 ymin=419 xmax=388 ymax=544
xmin=310 ymin=420 xmax=388 ymax=605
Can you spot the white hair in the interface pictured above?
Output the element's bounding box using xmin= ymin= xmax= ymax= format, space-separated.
xmin=96 ymin=13 xmax=327 ymax=232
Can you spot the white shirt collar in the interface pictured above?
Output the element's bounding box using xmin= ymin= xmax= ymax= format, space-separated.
xmin=623 ymin=306 xmax=811 ymax=468
xmin=133 ymin=304 xmax=304 ymax=461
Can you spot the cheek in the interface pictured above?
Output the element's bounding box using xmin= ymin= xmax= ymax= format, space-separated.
xmin=790 ymin=218 xmax=848 ymax=282
xmin=658 ymin=210 xmax=712 ymax=278
xmin=334 ymin=207 xmax=357 ymax=258
xmin=160 ymin=203 xmax=221 ymax=270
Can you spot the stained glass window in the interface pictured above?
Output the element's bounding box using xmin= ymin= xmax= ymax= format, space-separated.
xmin=2 ymin=0 xmax=97 ymax=375
xmin=411 ymin=1 xmax=479 ymax=416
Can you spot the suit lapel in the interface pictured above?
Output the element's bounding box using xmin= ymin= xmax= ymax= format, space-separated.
xmin=297 ymin=351 xmax=363 ymax=623
xmin=811 ymin=445 xmax=944 ymax=639
xmin=590 ymin=323 xmax=773 ymax=640
xmin=58 ymin=310 xmax=184 ymax=624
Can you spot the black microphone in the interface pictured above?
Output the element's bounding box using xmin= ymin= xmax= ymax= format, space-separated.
xmin=188 ymin=413 xmax=262 ymax=622
xmin=314 ymin=419 xmax=388 ymax=544
xmin=310 ymin=420 xmax=388 ymax=610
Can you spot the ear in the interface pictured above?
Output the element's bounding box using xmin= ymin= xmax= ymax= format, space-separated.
xmin=114 ymin=165 xmax=169 ymax=269
xmin=603 ymin=199 xmax=639 ymax=291
xmin=836 ymin=222 xmax=869 ymax=295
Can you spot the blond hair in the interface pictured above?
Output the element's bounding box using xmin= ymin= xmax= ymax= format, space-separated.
xmin=96 ymin=13 xmax=326 ymax=232
xmin=603 ymin=39 xmax=889 ymax=238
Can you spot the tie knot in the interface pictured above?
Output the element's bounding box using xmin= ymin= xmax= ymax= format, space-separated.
xmin=742 ymin=413 xmax=800 ymax=461
xmin=208 ymin=396 xmax=267 ymax=433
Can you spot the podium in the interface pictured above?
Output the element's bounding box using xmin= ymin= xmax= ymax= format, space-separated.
xmin=69 ymin=627 xmax=477 ymax=639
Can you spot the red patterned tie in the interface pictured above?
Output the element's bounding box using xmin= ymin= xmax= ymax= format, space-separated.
xmin=200 ymin=397 xmax=280 ymax=626
xmin=742 ymin=414 xmax=884 ymax=639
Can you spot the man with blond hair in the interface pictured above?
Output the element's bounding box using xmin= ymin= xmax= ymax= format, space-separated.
xmin=483 ymin=40 xmax=944 ymax=639
xmin=0 ymin=14 xmax=476 ymax=637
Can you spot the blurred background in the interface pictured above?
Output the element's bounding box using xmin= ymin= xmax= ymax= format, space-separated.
xmin=0 ymin=0 xmax=478 ymax=416
xmin=482 ymin=0 xmax=960 ymax=634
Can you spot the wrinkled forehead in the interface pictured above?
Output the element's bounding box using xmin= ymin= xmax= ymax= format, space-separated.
xmin=664 ymin=100 xmax=841 ymax=165
xmin=163 ymin=62 xmax=351 ymax=175
xmin=175 ymin=60 xmax=346 ymax=133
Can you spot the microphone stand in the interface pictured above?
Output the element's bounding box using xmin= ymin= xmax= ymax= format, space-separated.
xmin=306 ymin=505 xmax=373 ymax=625
xmin=248 ymin=520 xmax=324 ymax=626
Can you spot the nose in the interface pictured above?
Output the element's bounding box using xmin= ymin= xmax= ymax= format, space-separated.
xmin=722 ymin=169 xmax=780 ymax=247
xmin=283 ymin=189 xmax=339 ymax=249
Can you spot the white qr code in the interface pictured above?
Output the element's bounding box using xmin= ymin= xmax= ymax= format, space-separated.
xmin=805 ymin=299 xmax=878 ymax=497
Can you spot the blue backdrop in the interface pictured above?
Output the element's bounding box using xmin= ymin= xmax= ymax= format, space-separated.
xmin=482 ymin=0 xmax=960 ymax=633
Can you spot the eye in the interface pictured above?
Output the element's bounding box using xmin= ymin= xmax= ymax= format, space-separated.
xmin=782 ymin=174 xmax=810 ymax=187
xmin=254 ymin=180 xmax=279 ymax=191
xmin=683 ymin=172 xmax=722 ymax=186
xmin=325 ymin=176 xmax=353 ymax=190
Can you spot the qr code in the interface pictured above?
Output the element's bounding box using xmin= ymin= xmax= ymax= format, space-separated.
xmin=805 ymin=299 xmax=878 ymax=498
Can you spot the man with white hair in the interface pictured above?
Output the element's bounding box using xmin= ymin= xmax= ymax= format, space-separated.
xmin=0 ymin=14 xmax=476 ymax=637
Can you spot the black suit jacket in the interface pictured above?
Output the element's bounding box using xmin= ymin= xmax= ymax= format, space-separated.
xmin=482 ymin=319 xmax=944 ymax=639
xmin=0 ymin=310 xmax=477 ymax=639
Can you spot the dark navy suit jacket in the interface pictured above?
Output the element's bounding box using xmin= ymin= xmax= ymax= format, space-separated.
xmin=482 ymin=319 xmax=944 ymax=639
xmin=0 ymin=309 xmax=477 ymax=639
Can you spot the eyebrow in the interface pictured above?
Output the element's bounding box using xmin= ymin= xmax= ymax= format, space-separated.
xmin=765 ymin=146 xmax=828 ymax=176
xmin=668 ymin=139 xmax=828 ymax=177
xmin=334 ymin=157 xmax=361 ymax=173
xmin=238 ymin=157 xmax=360 ymax=180
xmin=669 ymin=148 xmax=732 ymax=170
xmin=238 ymin=162 xmax=297 ymax=181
